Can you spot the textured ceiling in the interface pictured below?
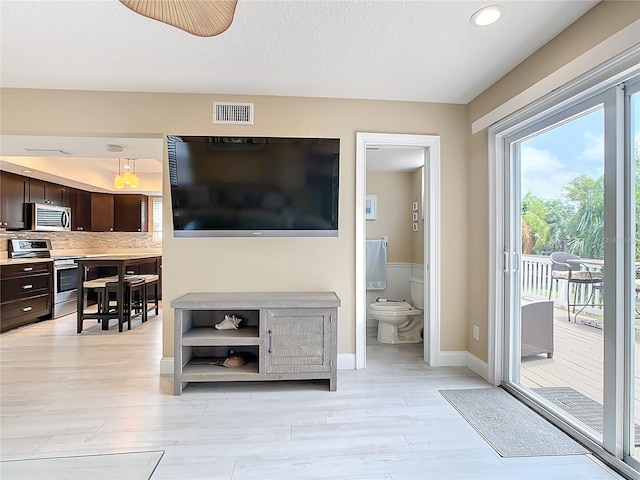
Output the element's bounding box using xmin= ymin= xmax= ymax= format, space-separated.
xmin=0 ymin=0 xmax=599 ymax=192
xmin=0 ymin=0 xmax=599 ymax=104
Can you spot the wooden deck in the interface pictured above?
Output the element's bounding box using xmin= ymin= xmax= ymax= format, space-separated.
xmin=520 ymin=305 xmax=640 ymax=425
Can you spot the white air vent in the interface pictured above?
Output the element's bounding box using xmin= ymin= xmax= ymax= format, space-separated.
xmin=213 ymin=102 xmax=254 ymax=125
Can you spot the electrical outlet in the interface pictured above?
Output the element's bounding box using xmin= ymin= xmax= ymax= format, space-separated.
xmin=473 ymin=325 xmax=480 ymax=341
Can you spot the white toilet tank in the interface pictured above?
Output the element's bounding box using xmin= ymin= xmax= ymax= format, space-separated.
xmin=409 ymin=277 xmax=424 ymax=309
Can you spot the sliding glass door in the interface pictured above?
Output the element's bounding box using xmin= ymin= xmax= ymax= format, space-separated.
xmin=499 ymin=73 xmax=640 ymax=473
xmin=505 ymin=97 xmax=607 ymax=444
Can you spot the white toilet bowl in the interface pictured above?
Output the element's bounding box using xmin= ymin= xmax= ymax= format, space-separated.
xmin=369 ymin=277 xmax=424 ymax=344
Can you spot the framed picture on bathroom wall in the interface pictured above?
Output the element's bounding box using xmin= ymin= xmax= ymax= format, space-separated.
xmin=365 ymin=194 xmax=377 ymax=220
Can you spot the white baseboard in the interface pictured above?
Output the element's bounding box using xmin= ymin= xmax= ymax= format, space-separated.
xmin=160 ymin=352 xmax=489 ymax=381
xmin=437 ymin=350 xmax=468 ymax=367
xmin=338 ymin=354 xmax=356 ymax=370
xmin=160 ymin=357 xmax=173 ymax=375
xmin=438 ymin=350 xmax=491 ymax=383
xmin=466 ymin=352 xmax=491 ymax=383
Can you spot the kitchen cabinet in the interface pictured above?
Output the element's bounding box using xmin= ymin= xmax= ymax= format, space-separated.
xmin=29 ymin=178 xmax=66 ymax=206
xmin=0 ymin=171 xmax=28 ymax=229
xmin=0 ymin=261 xmax=52 ymax=332
xmin=90 ymin=193 xmax=114 ymax=232
xmin=172 ymin=292 xmax=339 ymax=394
xmin=68 ymin=188 xmax=92 ymax=231
xmin=1 ymin=171 xmax=152 ymax=233
xmin=114 ymin=194 xmax=148 ymax=232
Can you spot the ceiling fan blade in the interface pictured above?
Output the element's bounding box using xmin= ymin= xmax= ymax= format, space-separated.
xmin=120 ymin=0 xmax=238 ymax=37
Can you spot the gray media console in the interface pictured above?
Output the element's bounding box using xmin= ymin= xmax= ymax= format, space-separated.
xmin=172 ymin=292 xmax=340 ymax=394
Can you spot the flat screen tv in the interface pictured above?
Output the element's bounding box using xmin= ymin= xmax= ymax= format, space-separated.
xmin=168 ymin=136 xmax=340 ymax=237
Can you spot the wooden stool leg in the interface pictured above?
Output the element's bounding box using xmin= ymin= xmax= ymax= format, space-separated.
xmin=142 ymin=283 xmax=148 ymax=323
xmin=154 ymin=282 xmax=159 ymax=315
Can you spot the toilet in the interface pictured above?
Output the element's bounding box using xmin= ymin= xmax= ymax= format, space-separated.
xmin=369 ymin=277 xmax=424 ymax=344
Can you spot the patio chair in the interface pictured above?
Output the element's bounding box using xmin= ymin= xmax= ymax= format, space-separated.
xmin=521 ymin=300 xmax=554 ymax=358
xmin=548 ymin=252 xmax=603 ymax=322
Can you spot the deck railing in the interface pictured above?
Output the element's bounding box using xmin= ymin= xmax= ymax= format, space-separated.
xmin=521 ymin=255 xmax=603 ymax=318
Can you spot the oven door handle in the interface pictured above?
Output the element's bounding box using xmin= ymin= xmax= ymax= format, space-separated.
xmin=55 ymin=265 xmax=79 ymax=270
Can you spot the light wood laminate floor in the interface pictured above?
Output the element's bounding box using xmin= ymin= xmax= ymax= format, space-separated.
xmin=0 ymin=309 xmax=624 ymax=479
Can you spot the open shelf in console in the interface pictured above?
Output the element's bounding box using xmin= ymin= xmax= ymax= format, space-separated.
xmin=182 ymin=309 xmax=260 ymax=346
xmin=182 ymin=361 xmax=259 ymax=377
xmin=181 ymin=345 xmax=260 ymax=378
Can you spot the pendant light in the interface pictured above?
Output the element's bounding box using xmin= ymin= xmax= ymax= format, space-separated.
xmin=114 ymin=159 xmax=125 ymax=189
xmin=129 ymin=159 xmax=140 ymax=188
xmin=114 ymin=158 xmax=140 ymax=189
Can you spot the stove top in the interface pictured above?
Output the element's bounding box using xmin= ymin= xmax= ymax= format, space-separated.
xmin=52 ymin=255 xmax=87 ymax=261
xmin=8 ymin=239 xmax=88 ymax=262
xmin=9 ymin=238 xmax=52 ymax=259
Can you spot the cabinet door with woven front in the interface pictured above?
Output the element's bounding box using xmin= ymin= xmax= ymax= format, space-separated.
xmin=264 ymin=308 xmax=332 ymax=374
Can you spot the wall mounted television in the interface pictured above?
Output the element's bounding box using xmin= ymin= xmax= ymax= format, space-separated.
xmin=167 ymin=135 xmax=340 ymax=237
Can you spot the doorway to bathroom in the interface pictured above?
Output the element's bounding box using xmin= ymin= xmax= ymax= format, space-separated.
xmin=355 ymin=133 xmax=441 ymax=369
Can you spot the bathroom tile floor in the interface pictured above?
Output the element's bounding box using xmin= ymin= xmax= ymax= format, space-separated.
xmin=0 ymin=310 xmax=624 ymax=479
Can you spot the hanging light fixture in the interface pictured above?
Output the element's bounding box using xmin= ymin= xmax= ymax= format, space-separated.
xmin=129 ymin=159 xmax=140 ymax=188
xmin=122 ymin=159 xmax=133 ymax=185
xmin=119 ymin=0 xmax=238 ymax=37
xmin=114 ymin=159 xmax=125 ymax=189
xmin=114 ymin=158 xmax=140 ymax=189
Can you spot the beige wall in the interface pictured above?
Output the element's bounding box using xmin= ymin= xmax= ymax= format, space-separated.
xmin=0 ymin=91 xmax=468 ymax=357
xmin=366 ymin=172 xmax=414 ymax=263
xmin=412 ymin=168 xmax=425 ymax=266
xmin=4 ymin=3 xmax=629 ymax=364
xmin=466 ymin=1 xmax=639 ymax=362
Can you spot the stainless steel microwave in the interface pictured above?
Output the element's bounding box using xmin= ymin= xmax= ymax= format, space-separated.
xmin=30 ymin=203 xmax=71 ymax=231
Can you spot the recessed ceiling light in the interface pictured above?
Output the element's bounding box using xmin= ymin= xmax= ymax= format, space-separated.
xmin=106 ymin=144 xmax=124 ymax=153
xmin=22 ymin=169 xmax=32 ymax=174
xmin=470 ymin=5 xmax=503 ymax=26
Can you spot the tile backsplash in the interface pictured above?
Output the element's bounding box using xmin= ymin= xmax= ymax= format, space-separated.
xmin=0 ymin=231 xmax=161 ymax=257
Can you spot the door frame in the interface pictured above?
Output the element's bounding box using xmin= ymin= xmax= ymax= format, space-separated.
xmin=355 ymin=132 xmax=441 ymax=368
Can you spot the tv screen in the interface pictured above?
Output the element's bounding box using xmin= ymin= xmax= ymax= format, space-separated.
xmin=168 ymin=136 xmax=340 ymax=237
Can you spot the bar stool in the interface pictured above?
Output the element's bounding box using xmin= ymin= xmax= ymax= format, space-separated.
xmin=105 ymin=277 xmax=146 ymax=332
xmin=81 ymin=276 xmax=119 ymax=328
xmin=136 ymin=274 xmax=159 ymax=321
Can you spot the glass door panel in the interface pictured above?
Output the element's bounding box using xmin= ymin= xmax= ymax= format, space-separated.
xmin=630 ymin=87 xmax=640 ymax=460
xmin=515 ymin=106 xmax=605 ymax=444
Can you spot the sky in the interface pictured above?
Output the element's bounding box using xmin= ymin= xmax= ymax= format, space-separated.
xmin=520 ymin=93 xmax=640 ymax=201
xmin=520 ymin=108 xmax=603 ymax=201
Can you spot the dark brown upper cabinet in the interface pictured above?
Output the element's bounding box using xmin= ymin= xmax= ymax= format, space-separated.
xmin=0 ymin=171 xmax=28 ymax=229
xmin=114 ymin=194 xmax=148 ymax=232
xmin=29 ymin=178 xmax=66 ymax=206
xmin=90 ymin=193 xmax=114 ymax=232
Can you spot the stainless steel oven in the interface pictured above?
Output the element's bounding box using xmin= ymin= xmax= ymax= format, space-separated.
xmin=52 ymin=258 xmax=80 ymax=318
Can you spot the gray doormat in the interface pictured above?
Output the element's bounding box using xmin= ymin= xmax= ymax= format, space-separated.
xmin=534 ymin=386 xmax=640 ymax=446
xmin=439 ymin=387 xmax=588 ymax=457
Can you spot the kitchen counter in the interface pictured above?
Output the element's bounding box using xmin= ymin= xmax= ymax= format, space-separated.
xmin=0 ymin=252 xmax=161 ymax=265
xmin=75 ymin=254 xmax=161 ymax=261
xmin=0 ymin=258 xmax=54 ymax=266
xmin=0 ymin=250 xmax=162 ymax=265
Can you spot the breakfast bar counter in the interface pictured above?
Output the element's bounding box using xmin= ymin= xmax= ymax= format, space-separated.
xmin=76 ymin=255 xmax=161 ymax=333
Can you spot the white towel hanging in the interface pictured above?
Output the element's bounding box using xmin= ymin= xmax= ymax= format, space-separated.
xmin=366 ymin=239 xmax=387 ymax=290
